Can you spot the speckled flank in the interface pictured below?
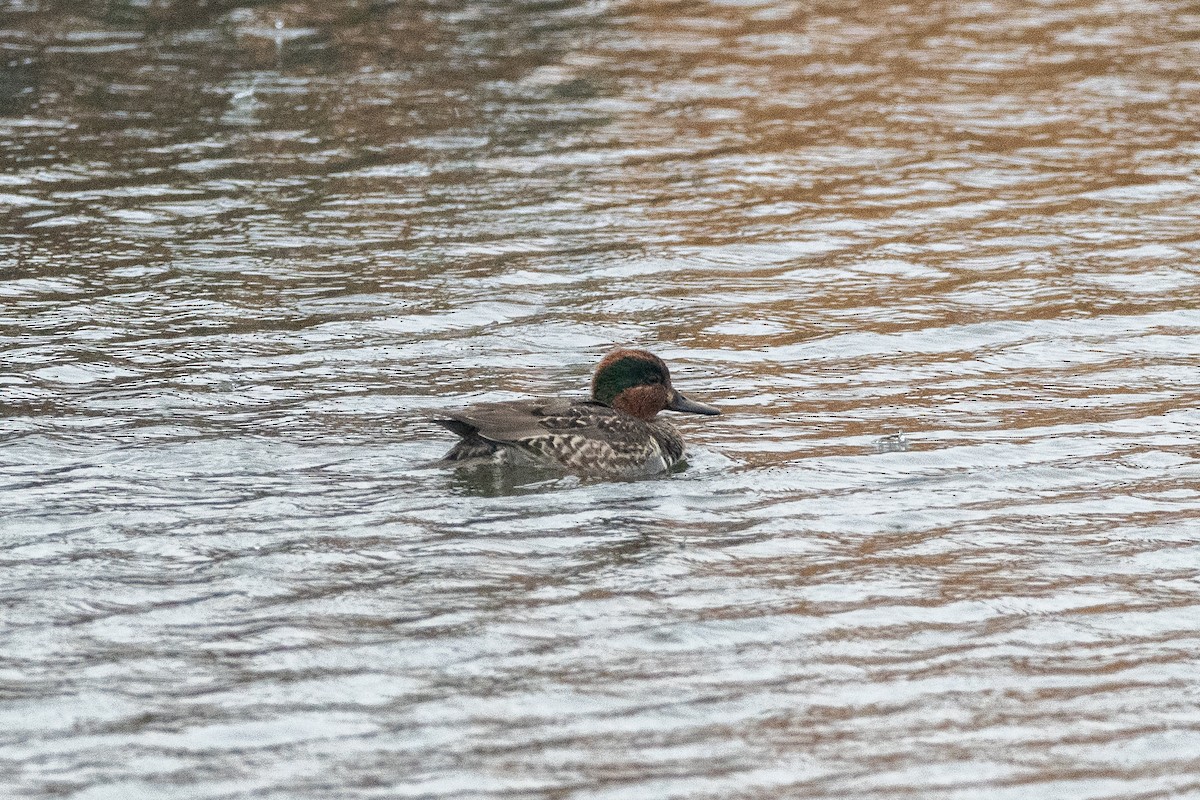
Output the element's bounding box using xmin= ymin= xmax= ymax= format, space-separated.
xmin=527 ymin=426 xmax=681 ymax=477
xmin=436 ymin=403 xmax=686 ymax=478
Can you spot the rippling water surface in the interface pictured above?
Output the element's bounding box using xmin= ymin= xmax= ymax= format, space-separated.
xmin=3 ymin=1 xmax=1200 ymax=797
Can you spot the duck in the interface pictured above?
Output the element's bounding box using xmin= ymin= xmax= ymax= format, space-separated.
xmin=432 ymin=348 xmax=720 ymax=478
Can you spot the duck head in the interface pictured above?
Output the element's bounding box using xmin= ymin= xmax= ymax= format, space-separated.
xmin=591 ymin=349 xmax=721 ymax=421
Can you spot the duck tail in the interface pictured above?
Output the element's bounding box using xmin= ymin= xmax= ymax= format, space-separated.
xmin=430 ymin=417 xmax=497 ymax=463
xmin=432 ymin=417 xmax=476 ymax=439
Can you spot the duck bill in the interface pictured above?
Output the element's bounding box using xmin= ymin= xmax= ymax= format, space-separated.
xmin=667 ymin=391 xmax=721 ymax=416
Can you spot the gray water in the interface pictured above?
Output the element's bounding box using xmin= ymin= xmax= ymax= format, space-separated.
xmin=3 ymin=1 xmax=1200 ymax=798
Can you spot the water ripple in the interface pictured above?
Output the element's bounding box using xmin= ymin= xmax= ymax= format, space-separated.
xmin=3 ymin=1 xmax=1200 ymax=798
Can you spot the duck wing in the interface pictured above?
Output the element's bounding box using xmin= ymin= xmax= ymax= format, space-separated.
xmin=434 ymin=398 xmax=597 ymax=444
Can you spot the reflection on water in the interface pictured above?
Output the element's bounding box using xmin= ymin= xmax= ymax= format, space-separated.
xmin=3 ymin=1 xmax=1200 ymax=798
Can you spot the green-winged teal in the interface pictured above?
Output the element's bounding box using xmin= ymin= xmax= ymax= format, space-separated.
xmin=433 ymin=349 xmax=720 ymax=477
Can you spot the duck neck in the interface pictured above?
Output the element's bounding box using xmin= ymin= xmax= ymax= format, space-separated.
xmin=609 ymin=385 xmax=669 ymax=421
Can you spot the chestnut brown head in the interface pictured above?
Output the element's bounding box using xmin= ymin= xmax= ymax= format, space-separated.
xmin=591 ymin=349 xmax=720 ymax=421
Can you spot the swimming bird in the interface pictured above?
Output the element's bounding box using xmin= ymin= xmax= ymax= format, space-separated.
xmin=433 ymin=349 xmax=721 ymax=478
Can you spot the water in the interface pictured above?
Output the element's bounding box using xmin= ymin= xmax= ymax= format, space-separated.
xmin=3 ymin=1 xmax=1200 ymax=798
